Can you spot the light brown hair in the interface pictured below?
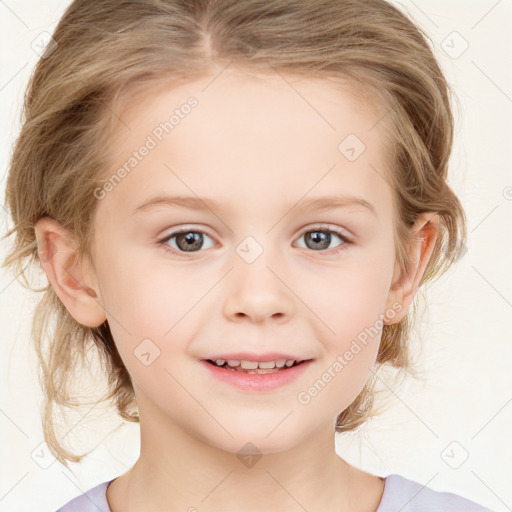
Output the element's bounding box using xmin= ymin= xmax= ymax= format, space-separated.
xmin=2 ymin=0 xmax=466 ymax=464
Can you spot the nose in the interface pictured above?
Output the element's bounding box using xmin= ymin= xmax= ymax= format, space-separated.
xmin=222 ymin=252 xmax=294 ymax=324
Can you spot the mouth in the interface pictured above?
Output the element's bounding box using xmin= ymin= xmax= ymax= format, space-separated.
xmin=200 ymin=356 xmax=314 ymax=392
xmin=204 ymin=358 xmax=309 ymax=374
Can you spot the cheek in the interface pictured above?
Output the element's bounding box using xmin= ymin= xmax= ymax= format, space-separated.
xmin=304 ymin=251 xmax=394 ymax=339
xmin=96 ymin=243 xmax=196 ymax=335
xmin=297 ymin=252 xmax=393 ymax=396
xmin=93 ymin=258 xmax=182 ymax=371
xmin=297 ymin=281 xmax=386 ymax=420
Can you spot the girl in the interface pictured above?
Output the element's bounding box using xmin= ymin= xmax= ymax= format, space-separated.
xmin=2 ymin=0 xmax=498 ymax=511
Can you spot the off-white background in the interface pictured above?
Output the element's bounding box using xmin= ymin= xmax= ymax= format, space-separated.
xmin=1 ymin=1 xmax=511 ymax=511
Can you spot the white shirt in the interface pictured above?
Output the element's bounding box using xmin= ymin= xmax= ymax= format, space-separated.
xmin=56 ymin=473 xmax=496 ymax=511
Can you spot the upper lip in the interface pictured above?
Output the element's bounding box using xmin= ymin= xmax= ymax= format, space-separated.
xmin=203 ymin=353 xmax=312 ymax=363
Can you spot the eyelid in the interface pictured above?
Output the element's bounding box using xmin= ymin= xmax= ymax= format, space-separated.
xmin=157 ymin=225 xmax=217 ymax=246
xmin=160 ymin=224 xmax=214 ymax=237
xmin=159 ymin=223 xmax=352 ymax=242
xmin=297 ymin=223 xmax=352 ymax=241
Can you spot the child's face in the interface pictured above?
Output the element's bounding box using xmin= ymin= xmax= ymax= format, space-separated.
xmin=85 ymin=69 xmax=407 ymax=452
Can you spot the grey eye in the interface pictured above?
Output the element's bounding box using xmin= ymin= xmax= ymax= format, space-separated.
xmin=163 ymin=230 xmax=215 ymax=252
xmin=296 ymin=229 xmax=346 ymax=251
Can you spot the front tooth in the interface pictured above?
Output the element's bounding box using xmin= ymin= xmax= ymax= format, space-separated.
xmin=240 ymin=360 xmax=259 ymax=369
xmin=285 ymin=360 xmax=295 ymax=367
xmin=275 ymin=359 xmax=286 ymax=368
xmin=215 ymin=359 xmax=226 ymax=366
xmin=227 ymin=360 xmax=240 ymax=367
xmin=258 ymin=361 xmax=276 ymax=369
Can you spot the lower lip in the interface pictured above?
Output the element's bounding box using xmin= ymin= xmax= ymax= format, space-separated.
xmin=200 ymin=360 xmax=313 ymax=392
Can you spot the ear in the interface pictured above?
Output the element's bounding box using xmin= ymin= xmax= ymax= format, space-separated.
xmin=34 ymin=216 xmax=107 ymax=327
xmin=384 ymin=212 xmax=440 ymax=325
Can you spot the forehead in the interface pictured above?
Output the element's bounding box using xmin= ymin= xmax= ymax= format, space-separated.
xmin=99 ymin=68 xmax=394 ymax=219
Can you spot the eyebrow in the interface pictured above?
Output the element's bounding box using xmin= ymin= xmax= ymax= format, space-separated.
xmin=133 ymin=193 xmax=376 ymax=216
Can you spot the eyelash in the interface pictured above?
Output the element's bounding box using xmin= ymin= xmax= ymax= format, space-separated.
xmin=157 ymin=225 xmax=352 ymax=258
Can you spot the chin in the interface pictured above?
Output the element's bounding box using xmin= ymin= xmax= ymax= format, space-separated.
xmin=196 ymin=423 xmax=305 ymax=457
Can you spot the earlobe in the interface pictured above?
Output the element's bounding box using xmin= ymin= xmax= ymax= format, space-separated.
xmin=34 ymin=217 xmax=107 ymax=327
xmin=384 ymin=212 xmax=440 ymax=325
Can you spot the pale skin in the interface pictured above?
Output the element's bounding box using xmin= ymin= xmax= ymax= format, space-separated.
xmin=34 ymin=67 xmax=439 ymax=512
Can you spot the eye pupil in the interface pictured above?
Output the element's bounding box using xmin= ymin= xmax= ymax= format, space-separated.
xmin=305 ymin=230 xmax=331 ymax=250
xmin=177 ymin=232 xmax=202 ymax=251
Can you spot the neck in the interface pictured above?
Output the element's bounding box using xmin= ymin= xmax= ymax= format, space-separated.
xmin=107 ymin=398 xmax=384 ymax=512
